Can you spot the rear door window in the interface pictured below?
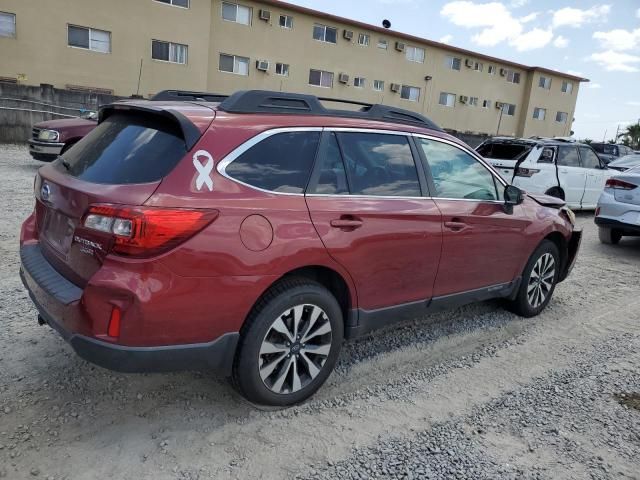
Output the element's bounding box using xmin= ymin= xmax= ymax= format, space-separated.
xmin=556 ymin=146 xmax=581 ymax=167
xmin=58 ymin=113 xmax=187 ymax=184
xmin=336 ymin=132 xmax=421 ymax=197
xmin=579 ymin=147 xmax=601 ymax=169
xmin=225 ymin=131 xmax=321 ymax=193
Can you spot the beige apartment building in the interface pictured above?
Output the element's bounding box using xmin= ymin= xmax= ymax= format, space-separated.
xmin=0 ymin=0 xmax=587 ymax=137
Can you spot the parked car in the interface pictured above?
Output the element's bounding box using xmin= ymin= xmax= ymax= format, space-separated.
xmin=595 ymin=165 xmax=640 ymax=244
xmin=476 ymin=137 xmax=612 ymax=210
xmin=19 ymin=90 xmax=582 ymax=406
xmin=606 ymin=154 xmax=640 ymax=172
xmin=590 ymin=142 xmax=635 ymax=165
xmin=28 ymin=112 xmax=97 ymax=161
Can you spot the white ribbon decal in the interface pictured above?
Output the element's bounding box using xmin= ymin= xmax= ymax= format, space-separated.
xmin=193 ymin=150 xmax=214 ymax=191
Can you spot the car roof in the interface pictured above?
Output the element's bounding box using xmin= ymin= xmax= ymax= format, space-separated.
xmin=484 ymin=137 xmax=591 ymax=148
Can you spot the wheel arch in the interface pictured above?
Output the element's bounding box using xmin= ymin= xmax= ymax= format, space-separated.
xmin=543 ymin=230 xmax=569 ymax=273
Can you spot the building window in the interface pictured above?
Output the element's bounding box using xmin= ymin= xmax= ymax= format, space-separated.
xmin=219 ymin=53 xmax=249 ymax=75
xmin=482 ymin=100 xmax=491 ymax=109
xmin=377 ymin=39 xmax=388 ymax=49
xmin=533 ymin=107 xmax=546 ymax=120
xmin=373 ymin=80 xmax=385 ymax=91
xmin=506 ymin=70 xmax=521 ymax=84
xmin=439 ymin=92 xmax=456 ymax=107
xmin=222 ymin=2 xmax=252 ymax=25
xmin=313 ymin=23 xmax=337 ymax=43
xmin=357 ymin=33 xmax=370 ymax=46
xmin=561 ymin=81 xmax=573 ymax=94
xmin=445 ymin=56 xmax=461 ymax=70
xmin=354 ymin=77 xmax=366 ymax=88
xmin=502 ymin=103 xmax=516 ymax=116
xmin=556 ymin=111 xmax=569 ymax=123
xmin=68 ymin=25 xmax=111 ymax=53
xmin=155 ymin=0 xmax=189 ymax=8
xmin=309 ymin=69 xmax=334 ymax=88
xmin=473 ymin=61 xmax=483 ymax=72
xmin=0 ymin=12 xmax=16 ymax=38
xmin=401 ymin=85 xmax=420 ymax=102
xmin=279 ymin=14 xmax=293 ymax=29
xmin=539 ymin=76 xmax=551 ymax=89
xmin=275 ymin=62 xmax=289 ymax=76
xmin=468 ymin=96 xmax=479 ymax=106
xmin=488 ymin=65 xmax=496 ymax=75
xmin=152 ymin=40 xmax=188 ymax=64
xmin=406 ymin=46 xmax=425 ymax=63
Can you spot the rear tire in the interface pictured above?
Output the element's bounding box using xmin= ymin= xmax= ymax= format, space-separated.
xmin=546 ymin=187 xmax=565 ymax=200
xmin=507 ymin=240 xmax=560 ymax=318
xmin=598 ymin=227 xmax=622 ymax=245
xmin=233 ymin=277 xmax=343 ymax=407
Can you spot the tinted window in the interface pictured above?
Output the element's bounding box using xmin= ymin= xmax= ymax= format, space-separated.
xmin=476 ymin=142 xmax=533 ymax=160
xmin=226 ymin=131 xmax=320 ymax=193
xmin=556 ymin=146 xmax=581 ymax=167
xmin=419 ymin=139 xmax=498 ymax=201
xmin=579 ymin=147 xmax=601 ymax=169
xmin=336 ymin=133 xmax=420 ymax=197
xmin=308 ymin=133 xmax=349 ymax=195
xmin=591 ymin=143 xmax=616 ymax=155
xmin=58 ymin=113 xmax=186 ymax=184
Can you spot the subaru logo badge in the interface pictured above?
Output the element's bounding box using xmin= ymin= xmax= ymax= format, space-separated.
xmin=41 ymin=182 xmax=51 ymax=201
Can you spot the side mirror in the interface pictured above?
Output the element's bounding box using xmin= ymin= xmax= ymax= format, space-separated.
xmin=504 ymin=185 xmax=524 ymax=206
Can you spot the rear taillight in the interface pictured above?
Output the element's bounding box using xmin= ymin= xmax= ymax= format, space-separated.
xmin=515 ymin=167 xmax=540 ymax=177
xmin=81 ymin=204 xmax=219 ymax=257
xmin=605 ymin=178 xmax=637 ymax=190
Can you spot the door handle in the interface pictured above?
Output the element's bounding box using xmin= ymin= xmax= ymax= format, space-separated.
xmin=444 ymin=221 xmax=469 ymax=232
xmin=330 ymin=216 xmax=363 ymax=230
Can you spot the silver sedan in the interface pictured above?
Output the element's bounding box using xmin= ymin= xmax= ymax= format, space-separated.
xmin=595 ymin=165 xmax=640 ymax=244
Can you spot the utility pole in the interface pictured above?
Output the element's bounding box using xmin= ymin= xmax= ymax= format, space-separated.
xmin=615 ymin=124 xmax=620 ymax=143
xmin=602 ymin=129 xmax=607 ymax=142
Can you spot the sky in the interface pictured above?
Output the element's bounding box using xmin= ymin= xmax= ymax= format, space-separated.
xmin=285 ymin=0 xmax=640 ymax=141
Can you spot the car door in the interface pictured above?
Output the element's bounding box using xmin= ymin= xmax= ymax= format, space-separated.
xmin=415 ymin=137 xmax=531 ymax=297
xmin=305 ymin=130 xmax=443 ymax=312
xmin=556 ymin=145 xmax=587 ymax=208
xmin=579 ymin=145 xmax=608 ymax=208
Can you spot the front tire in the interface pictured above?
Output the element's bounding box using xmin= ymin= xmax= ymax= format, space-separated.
xmin=507 ymin=240 xmax=560 ymax=318
xmin=233 ymin=278 xmax=343 ymax=407
xmin=598 ymin=227 xmax=621 ymax=245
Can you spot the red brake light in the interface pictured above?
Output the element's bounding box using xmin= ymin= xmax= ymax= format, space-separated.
xmin=82 ymin=205 xmax=219 ymax=257
xmin=605 ymin=178 xmax=637 ymax=190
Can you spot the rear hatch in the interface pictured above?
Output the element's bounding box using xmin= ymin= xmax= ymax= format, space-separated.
xmin=34 ymin=102 xmax=215 ymax=286
xmin=476 ymin=139 xmax=536 ymax=180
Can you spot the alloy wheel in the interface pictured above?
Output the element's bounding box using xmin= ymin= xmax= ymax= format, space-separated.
xmin=258 ymin=304 xmax=333 ymax=395
xmin=527 ymin=253 xmax=556 ymax=308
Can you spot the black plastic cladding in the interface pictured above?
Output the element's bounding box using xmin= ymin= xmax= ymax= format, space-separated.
xmin=151 ymin=90 xmax=229 ymax=103
xmin=218 ymin=90 xmax=443 ymax=131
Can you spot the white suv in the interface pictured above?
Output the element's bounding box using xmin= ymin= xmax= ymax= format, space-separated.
xmin=476 ymin=138 xmax=613 ymax=210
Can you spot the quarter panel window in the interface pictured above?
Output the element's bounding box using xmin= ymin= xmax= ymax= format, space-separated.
xmin=336 ymin=133 xmax=421 ymax=197
xmin=556 ymin=146 xmax=581 ymax=167
xmin=418 ymin=139 xmax=498 ymax=201
xmin=225 ymin=132 xmax=321 ymax=193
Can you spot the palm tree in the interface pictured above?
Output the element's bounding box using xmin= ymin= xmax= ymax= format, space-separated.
xmin=618 ymin=123 xmax=640 ymax=149
xmin=581 ymin=138 xmax=593 ymax=145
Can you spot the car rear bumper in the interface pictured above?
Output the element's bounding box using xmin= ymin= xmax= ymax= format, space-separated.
xmin=559 ymin=228 xmax=582 ymax=282
xmin=28 ymin=139 xmax=64 ymax=160
xmin=595 ymin=217 xmax=640 ymax=235
xmin=19 ymin=244 xmax=239 ymax=375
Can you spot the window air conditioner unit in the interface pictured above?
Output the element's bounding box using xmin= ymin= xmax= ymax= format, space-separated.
xmin=465 ymin=59 xmax=473 ymax=68
xmin=459 ymin=95 xmax=468 ymax=104
xmin=338 ymin=73 xmax=350 ymax=84
xmin=395 ymin=42 xmax=405 ymax=52
xmin=499 ymin=68 xmax=507 ymax=76
xmin=343 ymin=30 xmax=353 ymax=41
xmin=256 ymin=60 xmax=270 ymax=72
xmin=259 ymin=9 xmax=271 ymax=21
xmin=390 ymin=83 xmax=401 ymax=93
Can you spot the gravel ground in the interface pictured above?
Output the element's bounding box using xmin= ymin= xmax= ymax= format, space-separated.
xmin=1 ymin=144 xmax=639 ymax=480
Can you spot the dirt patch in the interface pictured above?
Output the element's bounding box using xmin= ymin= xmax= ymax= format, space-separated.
xmin=616 ymin=393 xmax=640 ymax=411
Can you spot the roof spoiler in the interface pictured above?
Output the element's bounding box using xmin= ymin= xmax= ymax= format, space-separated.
xmin=99 ymin=103 xmax=204 ymax=150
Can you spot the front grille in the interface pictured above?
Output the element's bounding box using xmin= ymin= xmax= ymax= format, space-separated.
xmin=32 ymin=128 xmax=41 ymax=141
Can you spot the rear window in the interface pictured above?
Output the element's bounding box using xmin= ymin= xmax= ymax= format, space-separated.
xmin=57 ymin=113 xmax=187 ymax=184
xmin=476 ymin=142 xmax=533 ymax=161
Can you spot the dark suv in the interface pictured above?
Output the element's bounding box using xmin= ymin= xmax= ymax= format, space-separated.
xmin=20 ymin=90 xmax=581 ymax=406
xmin=591 ymin=142 xmax=635 ymax=164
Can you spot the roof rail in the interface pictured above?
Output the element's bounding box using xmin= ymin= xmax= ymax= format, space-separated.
xmin=218 ymin=90 xmax=442 ymax=131
xmin=151 ymin=90 xmax=229 ymax=103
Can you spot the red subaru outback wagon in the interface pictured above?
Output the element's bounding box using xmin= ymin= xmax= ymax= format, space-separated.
xmin=20 ymin=90 xmax=581 ymax=406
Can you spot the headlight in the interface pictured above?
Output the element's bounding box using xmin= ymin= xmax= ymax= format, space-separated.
xmin=38 ymin=129 xmax=60 ymax=142
xmin=561 ymin=206 xmax=576 ymax=226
